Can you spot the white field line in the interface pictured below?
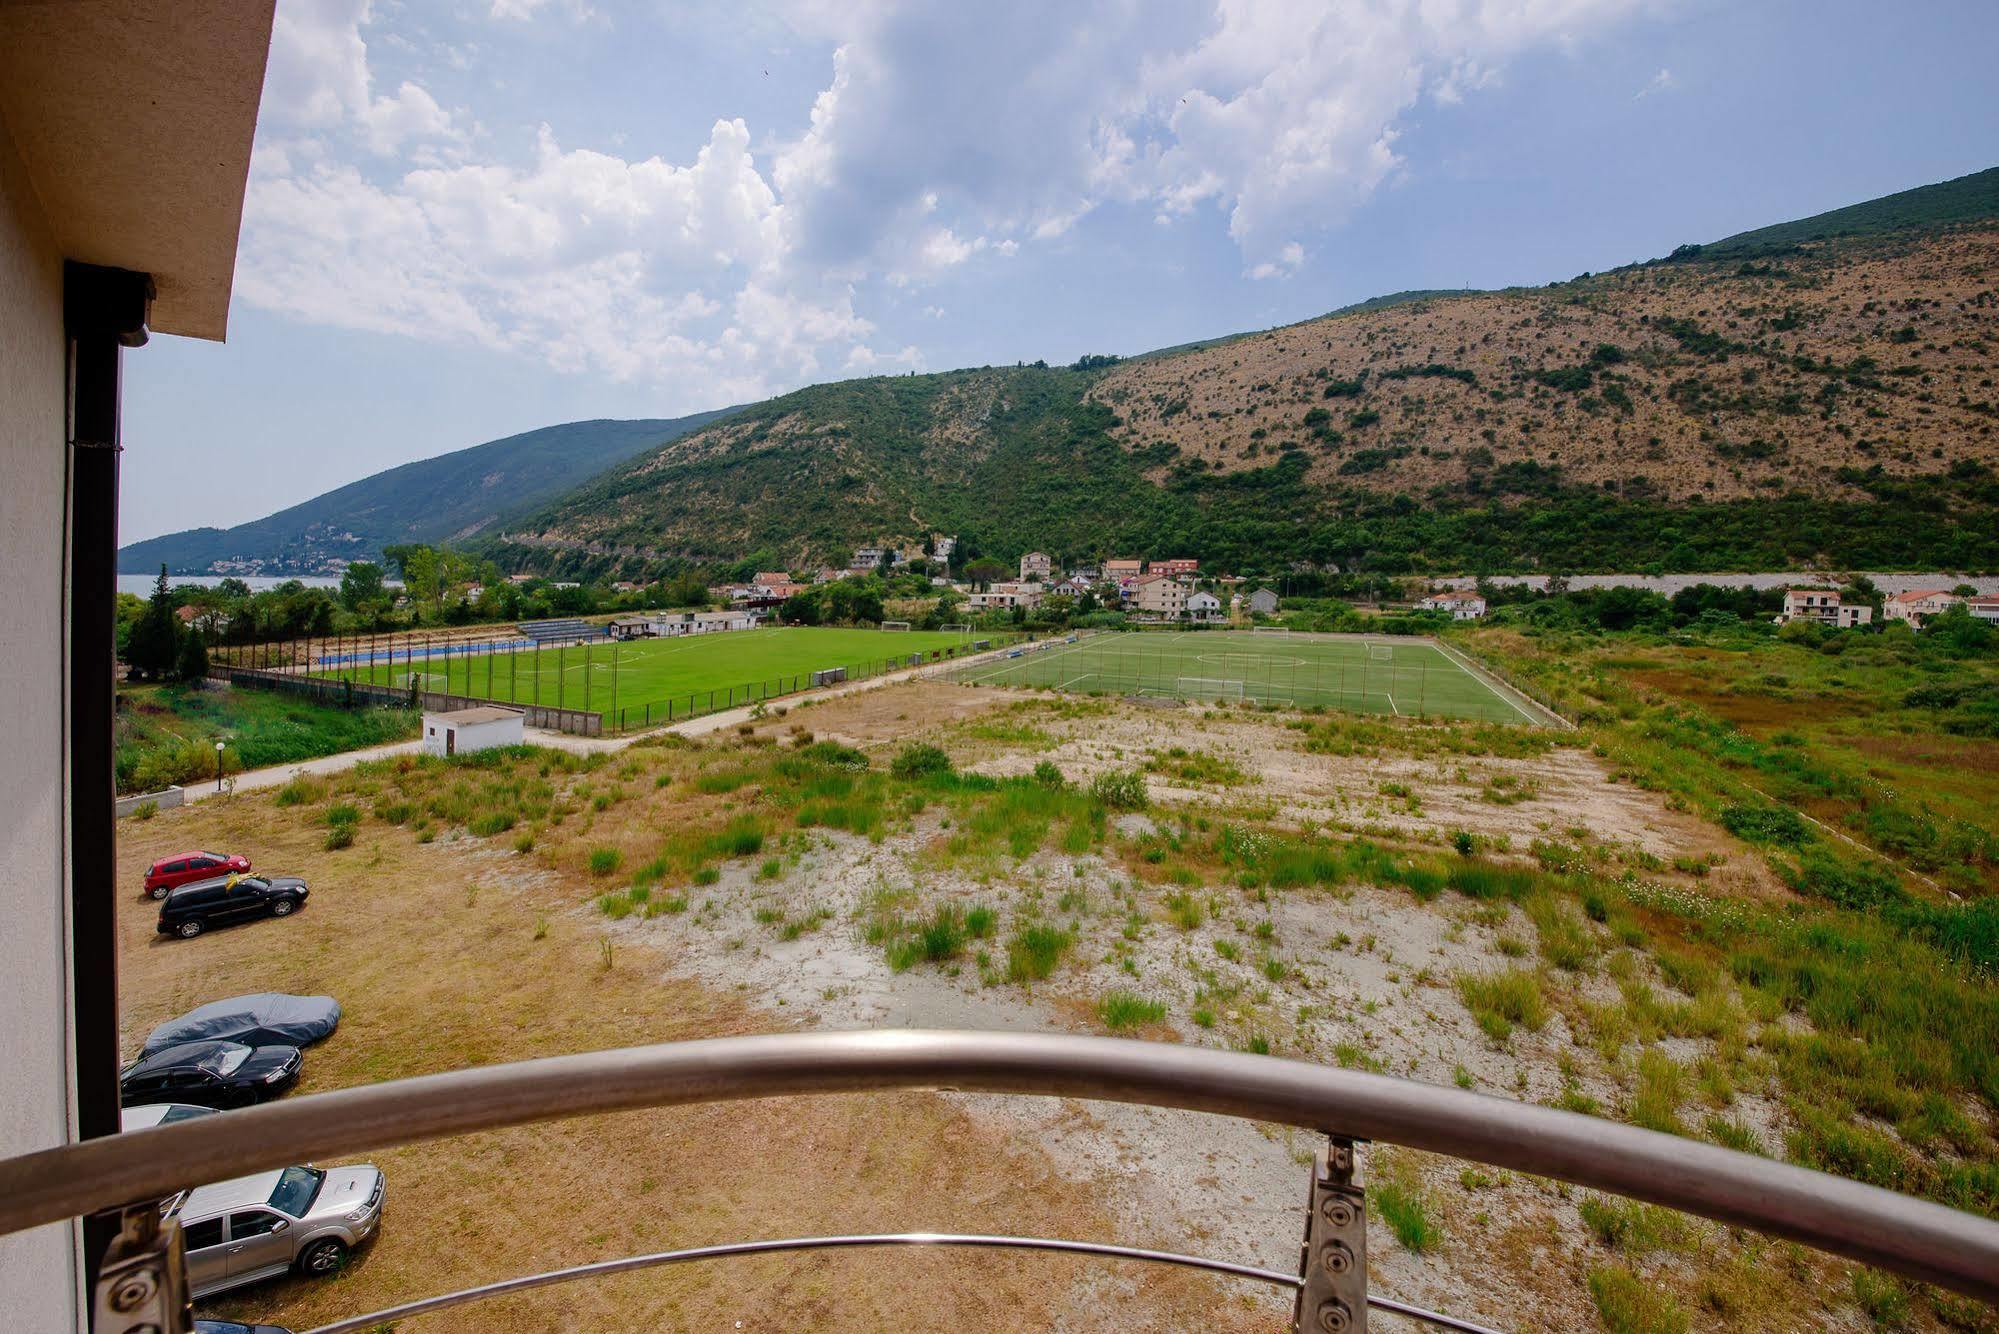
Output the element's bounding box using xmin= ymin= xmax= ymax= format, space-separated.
xmin=1426 ymin=637 xmax=1564 ymax=728
xmin=1385 ymin=691 xmax=1401 ymax=717
xmin=960 ymin=638 xmax=1093 ymax=685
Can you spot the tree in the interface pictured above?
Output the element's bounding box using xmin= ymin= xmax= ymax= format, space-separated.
xmin=122 ymin=566 xmax=183 ymax=681
xmin=174 ymin=628 xmax=209 ymax=682
xmin=383 ymin=544 xmax=441 ymax=609
xmin=964 ymin=558 xmax=1008 ymax=589
xmin=340 ymin=561 xmax=387 ymax=611
xmin=663 ymin=573 xmax=710 ymax=608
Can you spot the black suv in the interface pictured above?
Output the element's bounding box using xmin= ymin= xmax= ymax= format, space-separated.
xmin=158 ymin=875 xmax=310 ymax=939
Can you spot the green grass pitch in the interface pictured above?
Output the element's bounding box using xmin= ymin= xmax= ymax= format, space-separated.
xmin=948 ymin=631 xmax=1543 ymax=724
xmin=320 ymin=626 xmax=975 ymax=724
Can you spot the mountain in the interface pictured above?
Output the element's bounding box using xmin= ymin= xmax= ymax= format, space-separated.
xmin=118 ymin=412 xmax=735 ymax=576
xmin=498 ymin=166 xmax=1999 ymax=578
xmin=1696 ymin=165 xmax=1999 ymax=259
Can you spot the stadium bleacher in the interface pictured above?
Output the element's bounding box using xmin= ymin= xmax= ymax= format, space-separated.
xmin=517 ymin=618 xmax=604 ymax=644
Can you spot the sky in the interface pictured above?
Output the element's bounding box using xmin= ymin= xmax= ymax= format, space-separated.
xmin=120 ymin=0 xmax=1999 ymax=545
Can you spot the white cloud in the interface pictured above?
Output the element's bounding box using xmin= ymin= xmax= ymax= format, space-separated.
xmin=1635 ymin=67 xmax=1676 ymax=98
xmin=241 ymin=0 xmax=1671 ymax=402
xmin=239 ymin=117 xmax=883 ymax=397
xmin=262 ymin=0 xmax=373 ymax=127
xmin=489 ymin=0 xmax=593 ymax=21
xmin=768 ymin=0 xmax=1666 ymax=277
xmin=361 ymin=81 xmax=464 ymax=155
xmin=1247 ymin=241 xmax=1305 ymax=280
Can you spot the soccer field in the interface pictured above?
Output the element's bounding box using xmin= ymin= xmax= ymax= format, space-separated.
xmin=318 ymin=626 xmax=977 ymax=726
xmin=949 ymin=630 xmax=1549 ymax=724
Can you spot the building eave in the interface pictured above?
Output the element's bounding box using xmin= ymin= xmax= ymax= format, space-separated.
xmin=0 ymin=1 xmax=275 ymax=340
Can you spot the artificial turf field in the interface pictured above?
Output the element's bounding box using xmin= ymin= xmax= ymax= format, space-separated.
xmin=318 ymin=626 xmax=975 ymax=725
xmin=949 ymin=630 xmax=1550 ymax=724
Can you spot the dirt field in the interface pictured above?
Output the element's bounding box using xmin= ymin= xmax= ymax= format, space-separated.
xmin=118 ymin=679 xmax=1974 ymax=1332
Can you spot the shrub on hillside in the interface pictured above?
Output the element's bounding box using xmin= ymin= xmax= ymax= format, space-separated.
xmin=1089 ymin=769 xmax=1148 ymax=810
xmin=890 ymin=743 xmax=952 ymax=779
xmin=1720 ymin=804 xmax=1810 ymax=846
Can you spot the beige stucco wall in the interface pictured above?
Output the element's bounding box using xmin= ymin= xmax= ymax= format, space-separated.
xmin=0 ymin=108 xmax=81 ymax=1328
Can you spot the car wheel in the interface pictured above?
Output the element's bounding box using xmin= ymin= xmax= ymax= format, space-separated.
xmin=149 ymin=885 xmax=168 ymax=900
xmin=175 ymin=919 xmax=204 ymax=939
xmin=271 ymin=897 xmax=296 ymax=916
xmin=297 ymin=1238 xmax=348 ymax=1276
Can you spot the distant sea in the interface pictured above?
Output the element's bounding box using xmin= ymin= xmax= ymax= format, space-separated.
xmin=116 ymin=573 xmax=348 ymax=597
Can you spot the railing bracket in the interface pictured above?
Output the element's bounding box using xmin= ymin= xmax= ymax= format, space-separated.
xmin=90 ymin=1199 xmax=190 ymax=1334
xmin=1294 ymin=1135 xmax=1367 ymax=1334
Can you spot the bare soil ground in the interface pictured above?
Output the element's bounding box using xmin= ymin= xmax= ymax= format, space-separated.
xmin=117 ymin=678 xmax=1980 ymax=1331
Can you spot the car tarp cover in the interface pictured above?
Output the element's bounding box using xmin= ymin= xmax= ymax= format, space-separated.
xmin=142 ymin=994 xmax=341 ymax=1056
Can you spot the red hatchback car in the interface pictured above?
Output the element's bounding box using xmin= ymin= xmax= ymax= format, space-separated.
xmin=144 ymin=851 xmax=251 ymax=899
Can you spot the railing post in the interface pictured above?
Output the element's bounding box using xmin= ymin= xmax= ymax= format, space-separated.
xmin=1293 ymin=1136 xmax=1366 ymax=1334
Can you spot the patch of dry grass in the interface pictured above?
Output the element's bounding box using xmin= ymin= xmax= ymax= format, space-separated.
xmin=116 ymin=752 xmax=1253 ymax=1333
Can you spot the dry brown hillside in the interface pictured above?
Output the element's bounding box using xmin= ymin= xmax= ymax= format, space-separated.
xmin=1092 ymin=227 xmax=1999 ymax=502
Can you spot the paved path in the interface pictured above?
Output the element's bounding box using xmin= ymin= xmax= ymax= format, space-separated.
xmin=182 ymin=737 xmax=425 ymax=804
xmin=173 ymin=638 xmax=1050 ymax=804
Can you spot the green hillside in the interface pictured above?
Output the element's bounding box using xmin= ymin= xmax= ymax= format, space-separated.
xmin=119 ymin=411 xmax=735 ymax=575
xmin=499 ymin=166 xmax=1999 ymax=579
xmin=1694 ymin=165 xmax=1999 ymax=258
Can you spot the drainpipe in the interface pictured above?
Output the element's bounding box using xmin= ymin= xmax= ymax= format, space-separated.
xmin=64 ymin=260 xmax=153 ymax=1293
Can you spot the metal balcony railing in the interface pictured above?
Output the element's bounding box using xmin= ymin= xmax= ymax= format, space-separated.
xmin=4 ymin=1031 xmax=1994 ymax=1333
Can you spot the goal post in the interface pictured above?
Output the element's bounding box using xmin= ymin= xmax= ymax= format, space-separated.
xmin=1368 ymin=643 xmax=1395 ymax=662
xmin=1250 ymin=626 xmax=1291 ymax=636
xmin=1177 ymin=676 xmax=1246 ymax=701
xmin=880 ymin=620 xmax=912 ymax=632
xmin=940 ymin=623 xmax=972 ymax=634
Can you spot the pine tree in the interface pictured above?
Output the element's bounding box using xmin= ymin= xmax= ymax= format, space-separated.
xmin=123 ymin=565 xmax=183 ymax=681
xmin=174 ymin=628 xmax=209 ymax=682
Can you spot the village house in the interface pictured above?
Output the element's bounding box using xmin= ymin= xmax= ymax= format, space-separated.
xmin=1883 ymin=589 xmax=1963 ymax=626
xmin=1186 ymin=590 xmax=1223 ymax=622
xmin=966 ymin=580 xmax=1044 ymax=612
xmin=1019 ymin=551 xmax=1054 ymax=581
xmin=1247 ymin=587 xmax=1280 ymax=615
xmin=1149 ymin=557 xmax=1199 ymax=578
xmin=851 ymin=546 xmax=886 ymax=569
xmin=1778 ymin=588 xmax=1873 ymax=628
xmin=932 ymin=536 xmax=956 ymax=563
xmin=1417 ymin=589 xmax=1488 ymax=621
xmin=1968 ymin=596 xmax=1999 ymax=624
xmin=1104 ymin=558 xmax=1145 ymax=580
xmin=1050 ymin=576 xmax=1092 ymax=599
xmin=1132 ymin=573 xmax=1190 ymax=619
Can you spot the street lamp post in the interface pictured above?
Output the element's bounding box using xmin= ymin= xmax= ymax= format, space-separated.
xmin=214 ymin=740 xmax=226 ymax=792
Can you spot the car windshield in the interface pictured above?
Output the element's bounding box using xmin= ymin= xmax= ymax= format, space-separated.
xmin=267 ymin=1165 xmax=324 ymax=1217
xmin=194 ymin=1046 xmax=250 ymax=1077
xmin=159 ymin=1104 xmax=212 ymax=1124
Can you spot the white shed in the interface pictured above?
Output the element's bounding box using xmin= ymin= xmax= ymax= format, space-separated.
xmin=422 ymin=706 xmax=525 ymax=758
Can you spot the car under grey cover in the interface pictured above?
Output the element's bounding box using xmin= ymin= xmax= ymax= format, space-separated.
xmin=141 ymin=993 xmax=341 ymax=1057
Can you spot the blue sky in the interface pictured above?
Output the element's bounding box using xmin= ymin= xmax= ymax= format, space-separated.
xmin=121 ymin=0 xmax=1999 ymax=544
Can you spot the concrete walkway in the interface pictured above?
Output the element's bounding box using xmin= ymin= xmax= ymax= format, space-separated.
xmin=174 ymin=637 xmax=1051 ymax=803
